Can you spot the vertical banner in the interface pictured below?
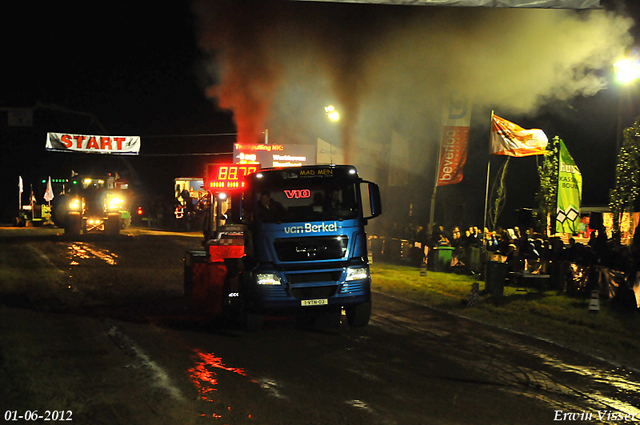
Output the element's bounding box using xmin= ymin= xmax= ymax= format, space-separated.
xmin=388 ymin=131 xmax=409 ymax=187
xmin=556 ymin=140 xmax=582 ymax=234
xmin=437 ymin=93 xmax=472 ymax=186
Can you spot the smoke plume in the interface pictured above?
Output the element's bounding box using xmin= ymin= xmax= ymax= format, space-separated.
xmin=193 ymin=1 xmax=634 ymax=172
xmin=194 ymin=1 xmax=281 ymax=144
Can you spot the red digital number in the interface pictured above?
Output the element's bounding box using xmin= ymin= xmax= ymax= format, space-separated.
xmin=243 ymin=166 xmax=257 ymax=177
xmin=207 ymin=164 xmax=259 ymax=191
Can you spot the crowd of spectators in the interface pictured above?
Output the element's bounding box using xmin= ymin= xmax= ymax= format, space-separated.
xmin=427 ymin=223 xmax=640 ymax=311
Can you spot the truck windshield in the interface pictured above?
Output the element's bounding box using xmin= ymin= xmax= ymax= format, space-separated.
xmin=254 ymin=180 xmax=359 ymax=223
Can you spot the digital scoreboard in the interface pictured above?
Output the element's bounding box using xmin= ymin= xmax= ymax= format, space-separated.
xmin=205 ymin=163 xmax=259 ymax=191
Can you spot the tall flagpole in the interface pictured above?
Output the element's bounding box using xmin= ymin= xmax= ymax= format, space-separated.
xmin=18 ymin=176 xmax=22 ymax=213
xmin=428 ymin=121 xmax=445 ymax=242
xmin=482 ymin=110 xmax=494 ymax=235
xmin=30 ymin=184 xmax=34 ymax=222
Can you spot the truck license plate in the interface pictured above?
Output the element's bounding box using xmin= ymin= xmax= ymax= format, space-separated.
xmin=301 ymin=299 xmax=328 ymax=306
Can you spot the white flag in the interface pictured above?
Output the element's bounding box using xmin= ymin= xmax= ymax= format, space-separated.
xmin=44 ymin=177 xmax=55 ymax=203
xmin=19 ymin=176 xmax=23 ymax=194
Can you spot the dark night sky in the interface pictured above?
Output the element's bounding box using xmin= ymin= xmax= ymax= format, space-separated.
xmin=1 ymin=0 xmax=640 ymax=227
xmin=1 ymin=1 xmax=236 ymax=218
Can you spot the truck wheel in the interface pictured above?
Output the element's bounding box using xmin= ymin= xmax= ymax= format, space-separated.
xmin=65 ymin=213 xmax=81 ymax=236
xmin=121 ymin=216 xmax=131 ymax=229
xmin=222 ymin=276 xmax=241 ymax=323
xmin=232 ymin=271 xmax=262 ymax=331
xmin=105 ymin=213 xmax=120 ymax=236
xmin=183 ymin=260 xmax=193 ymax=305
xmin=345 ymin=301 xmax=371 ymax=328
xmin=243 ymin=311 xmax=264 ymax=332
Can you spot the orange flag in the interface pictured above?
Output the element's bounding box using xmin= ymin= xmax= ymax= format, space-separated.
xmin=491 ymin=115 xmax=548 ymax=157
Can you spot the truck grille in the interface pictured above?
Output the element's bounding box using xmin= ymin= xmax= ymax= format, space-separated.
xmin=273 ymin=236 xmax=348 ymax=262
xmin=340 ymin=281 xmax=368 ymax=295
xmin=290 ymin=286 xmax=337 ymax=300
xmin=286 ymin=271 xmax=342 ymax=284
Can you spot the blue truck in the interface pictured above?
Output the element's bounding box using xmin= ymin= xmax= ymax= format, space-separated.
xmin=184 ymin=164 xmax=382 ymax=331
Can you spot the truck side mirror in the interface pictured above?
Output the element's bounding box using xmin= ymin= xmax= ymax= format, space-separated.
xmin=363 ymin=181 xmax=382 ymax=220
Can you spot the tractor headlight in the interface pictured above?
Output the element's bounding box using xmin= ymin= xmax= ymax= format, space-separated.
xmin=256 ymin=273 xmax=281 ymax=285
xmin=106 ymin=196 xmax=124 ymax=211
xmin=69 ymin=198 xmax=82 ymax=211
xmin=346 ymin=267 xmax=369 ymax=281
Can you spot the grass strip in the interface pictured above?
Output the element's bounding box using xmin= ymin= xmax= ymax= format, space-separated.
xmin=371 ymin=262 xmax=640 ymax=371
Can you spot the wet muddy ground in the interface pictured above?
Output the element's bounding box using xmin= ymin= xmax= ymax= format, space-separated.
xmin=1 ymin=226 xmax=640 ymax=424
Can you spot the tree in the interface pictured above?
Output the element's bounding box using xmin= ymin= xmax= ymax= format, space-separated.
xmin=535 ymin=136 xmax=560 ymax=235
xmin=609 ymin=118 xmax=640 ymax=239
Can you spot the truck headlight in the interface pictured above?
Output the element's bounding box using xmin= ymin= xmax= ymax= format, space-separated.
xmin=69 ymin=198 xmax=82 ymax=211
xmin=256 ymin=273 xmax=281 ymax=285
xmin=107 ymin=196 xmax=124 ymax=211
xmin=346 ymin=267 xmax=369 ymax=281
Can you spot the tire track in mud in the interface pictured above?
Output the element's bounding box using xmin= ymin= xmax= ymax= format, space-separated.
xmin=371 ymin=292 xmax=640 ymax=423
xmin=1 ymin=232 xmax=208 ymax=424
xmin=104 ymin=319 xmax=186 ymax=402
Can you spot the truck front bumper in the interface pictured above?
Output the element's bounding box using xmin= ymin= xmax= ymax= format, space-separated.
xmin=248 ymin=265 xmax=371 ymax=311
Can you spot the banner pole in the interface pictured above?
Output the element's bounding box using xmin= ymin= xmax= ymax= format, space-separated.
xmin=483 ymin=161 xmax=491 ymax=232
xmin=30 ymin=184 xmax=34 ymax=222
xmin=429 ymin=121 xmax=445 ymax=242
xmin=483 ymin=110 xmax=494 ymax=235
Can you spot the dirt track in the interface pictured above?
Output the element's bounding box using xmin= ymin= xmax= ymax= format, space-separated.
xmin=2 ymin=226 xmax=640 ymax=425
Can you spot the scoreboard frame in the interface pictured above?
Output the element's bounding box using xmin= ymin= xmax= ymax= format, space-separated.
xmin=205 ymin=163 xmax=259 ymax=191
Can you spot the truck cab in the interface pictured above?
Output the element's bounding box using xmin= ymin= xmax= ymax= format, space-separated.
xmin=188 ymin=164 xmax=382 ymax=330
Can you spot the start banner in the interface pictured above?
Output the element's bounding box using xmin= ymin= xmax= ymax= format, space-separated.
xmin=46 ymin=132 xmax=141 ymax=155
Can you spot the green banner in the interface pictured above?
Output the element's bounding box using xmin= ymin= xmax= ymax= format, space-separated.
xmin=556 ymin=140 xmax=582 ymax=234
